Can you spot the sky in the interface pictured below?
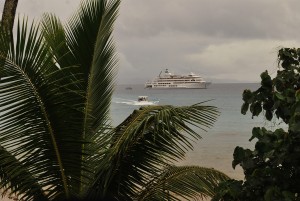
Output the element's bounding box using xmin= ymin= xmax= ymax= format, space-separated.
xmin=1 ymin=0 xmax=300 ymax=84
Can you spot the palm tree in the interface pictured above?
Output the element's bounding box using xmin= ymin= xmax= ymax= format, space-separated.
xmin=1 ymin=0 xmax=19 ymax=33
xmin=0 ymin=0 xmax=229 ymax=200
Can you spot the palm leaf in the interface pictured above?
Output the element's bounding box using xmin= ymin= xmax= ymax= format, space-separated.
xmin=137 ymin=165 xmax=230 ymax=201
xmin=88 ymin=103 xmax=220 ymax=199
xmin=0 ymin=18 xmax=66 ymax=199
xmin=1 ymin=1 xmax=228 ymax=200
xmin=64 ymin=0 xmax=120 ymax=139
xmin=41 ymin=13 xmax=76 ymax=68
xmin=0 ymin=146 xmax=47 ymax=200
xmin=40 ymin=0 xmax=120 ymax=195
xmin=42 ymin=0 xmax=120 ymax=152
xmin=0 ymin=18 xmax=86 ymax=200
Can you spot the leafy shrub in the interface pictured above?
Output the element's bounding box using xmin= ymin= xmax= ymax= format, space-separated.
xmin=213 ymin=48 xmax=300 ymax=201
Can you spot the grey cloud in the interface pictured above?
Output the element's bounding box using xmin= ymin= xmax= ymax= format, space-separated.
xmin=2 ymin=0 xmax=300 ymax=84
xmin=116 ymin=0 xmax=300 ymax=40
xmin=15 ymin=0 xmax=80 ymax=21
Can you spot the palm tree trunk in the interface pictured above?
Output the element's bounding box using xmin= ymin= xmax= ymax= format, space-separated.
xmin=1 ymin=0 xmax=18 ymax=32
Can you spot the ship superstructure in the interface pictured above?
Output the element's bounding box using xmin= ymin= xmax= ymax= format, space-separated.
xmin=145 ymin=69 xmax=209 ymax=89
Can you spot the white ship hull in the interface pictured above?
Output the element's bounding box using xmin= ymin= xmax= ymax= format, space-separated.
xmin=145 ymin=69 xmax=210 ymax=89
xmin=145 ymin=82 xmax=208 ymax=89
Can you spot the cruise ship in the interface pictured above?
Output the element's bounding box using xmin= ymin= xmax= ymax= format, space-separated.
xmin=145 ymin=69 xmax=210 ymax=89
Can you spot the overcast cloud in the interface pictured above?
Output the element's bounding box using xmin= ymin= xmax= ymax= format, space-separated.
xmin=1 ymin=0 xmax=300 ymax=83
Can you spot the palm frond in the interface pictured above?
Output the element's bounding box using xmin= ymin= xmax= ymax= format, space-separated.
xmin=64 ymin=0 xmax=120 ymax=139
xmin=47 ymin=0 xmax=120 ymax=193
xmin=137 ymin=165 xmax=230 ymax=201
xmin=39 ymin=0 xmax=120 ymax=196
xmin=0 ymin=146 xmax=47 ymax=201
xmin=1 ymin=1 xmax=227 ymax=201
xmin=40 ymin=0 xmax=120 ymax=195
xmin=41 ymin=13 xmax=76 ymax=68
xmin=87 ymin=103 xmax=219 ymax=199
xmin=0 ymin=18 xmax=86 ymax=200
xmin=0 ymin=18 xmax=66 ymax=199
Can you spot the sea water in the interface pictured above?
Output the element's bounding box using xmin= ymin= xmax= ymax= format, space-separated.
xmin=110 ymin=83 xmax=286 ymax=180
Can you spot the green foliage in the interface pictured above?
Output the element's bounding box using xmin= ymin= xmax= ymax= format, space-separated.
xmin=137 ymin=165 xmax=229 ymax=201
xmin=213 ymin=48 xmax=300 ymax=200
xmin=0 ymin=0 xmax=229 ymax=200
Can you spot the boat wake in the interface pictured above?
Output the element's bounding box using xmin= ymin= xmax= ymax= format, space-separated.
xmin=114 ymin=98 xmax=159 ymax=106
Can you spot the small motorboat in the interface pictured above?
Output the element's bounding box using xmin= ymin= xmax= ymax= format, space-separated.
xmin=135 ymin=96 xmax=158 ymax=106
xmin=114 ymin=96 xmax=158 ymax=106
xmin=138 ymin=96 xmax=148 ymax=102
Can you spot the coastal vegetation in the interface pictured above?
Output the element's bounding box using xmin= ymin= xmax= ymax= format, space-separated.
xmin=213 ymin=48 xmax=300 ymax=200
xmin=0 ymin=0 xmax=229 ymax=200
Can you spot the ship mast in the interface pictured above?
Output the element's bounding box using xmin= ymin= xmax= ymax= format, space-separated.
xmin=159 ymin=70 xmax=162 ymax=77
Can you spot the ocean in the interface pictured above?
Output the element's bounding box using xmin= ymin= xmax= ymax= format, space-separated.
xmin=110 ymin=83 xmax=285 ymax=180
